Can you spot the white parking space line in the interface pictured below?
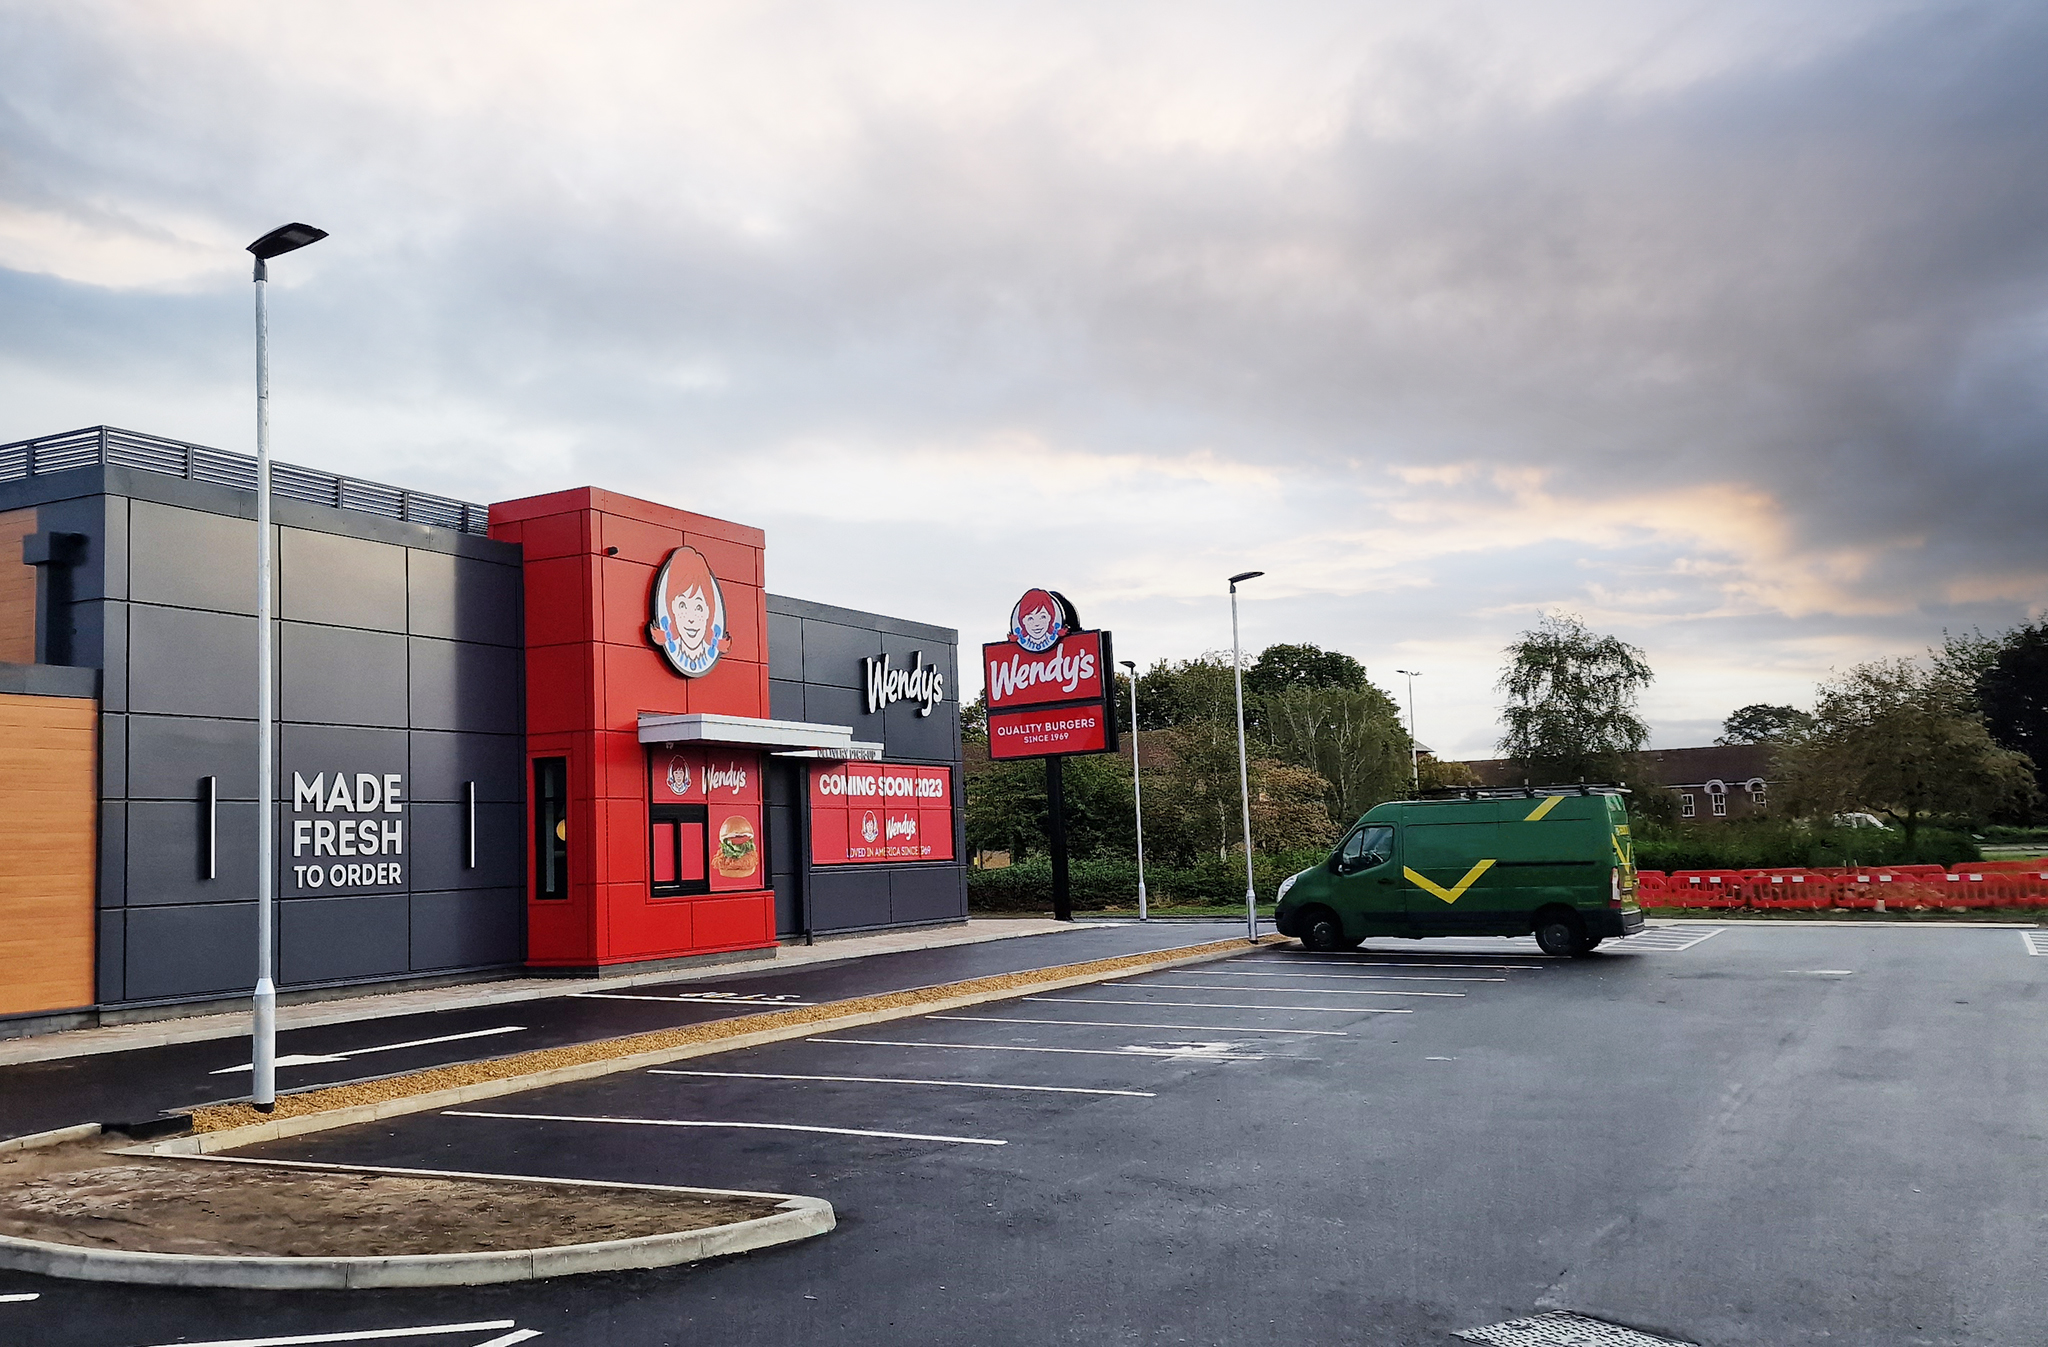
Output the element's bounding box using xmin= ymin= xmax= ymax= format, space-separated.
xmin=0 ymin=1292 xmax=39 ymax=1302
xmin=573 ymin=992 xmax=815 ymax=1006
xmin=932 ymin=1014 xmax=1348 ymax=1037
xmin=1026 ymin=996 xmax=1410 ymax=1014
xmin=1626 ymin=927 xmax=1725 ymax=952
xmin=136 ymin=1322 xmax=523 ymax=1347
xmin=1120 ymin=982 xmax=1466 ymax=998
xmin=210 ymin=1026 xmax=528 ymax=1074
xmin=814 ymin=1038 xmax=1266 ymax=1061
xmin=444 ymin=1109 xmax=1007 ymax=1146
xmin=649 ymin=1068 xmax=1156 ymax=1097
xmin=1243 ymin=957 xmax=1544 ymax=971
xmin=474 ymin=1334 xmax=542 ymax=1347
xmin=1185 ymin=970 xmax=1506 ymax=983
xmin=2024 ymin=931 xmax=2048 ymax=956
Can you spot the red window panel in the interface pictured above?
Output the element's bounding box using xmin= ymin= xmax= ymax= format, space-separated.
xmin=651 ymin=821 xmax=678 ymax=884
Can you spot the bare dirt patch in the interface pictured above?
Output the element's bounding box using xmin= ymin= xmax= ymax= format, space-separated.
xmin=0 ymin=1141 xmax=781 ymax=1258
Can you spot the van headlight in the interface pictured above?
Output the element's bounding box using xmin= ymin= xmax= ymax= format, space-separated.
xmin=1276 ymin=871 xmax=1302 ymax=904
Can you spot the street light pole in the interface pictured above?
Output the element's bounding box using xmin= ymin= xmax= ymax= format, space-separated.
xmin=1396 ymin=668 xmax=1422 ymax=792
xmin=1120 ymin=659 xmax=1147 ymax=922
xmin=246 ymin=222 xmax=326 ymax=1115
xmin=1228 ymin=571 xmax=1264 ymax=943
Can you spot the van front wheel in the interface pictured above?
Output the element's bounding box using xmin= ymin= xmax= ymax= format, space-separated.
xmin=1533 ymin=910 xmax=1584 ymax=957
xmin=1299 ymin=908 xmax=1345 ymax=953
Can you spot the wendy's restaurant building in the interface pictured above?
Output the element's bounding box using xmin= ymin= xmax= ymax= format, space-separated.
xmin=0 ymin=426 xmax=965 ymax=1037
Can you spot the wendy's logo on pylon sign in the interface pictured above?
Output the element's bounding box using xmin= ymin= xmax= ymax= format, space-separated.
xmin=648 ymin=546 xmax=729 ymax=678
xmin=1009 ymin=588 xmax=1068 ymax=654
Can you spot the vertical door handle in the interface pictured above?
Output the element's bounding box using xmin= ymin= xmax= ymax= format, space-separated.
xmin=203 ymin=775 xmax=218 ymax=879
xmin=465 ymin=780 xmax=476 ymax=869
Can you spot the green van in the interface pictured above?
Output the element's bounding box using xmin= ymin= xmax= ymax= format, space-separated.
xmin=1272 ymin=788 xmax=1645 ymax=956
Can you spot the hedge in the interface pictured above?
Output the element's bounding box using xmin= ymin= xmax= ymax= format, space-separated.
xmin=968 ymin=850 xmax=1327 ymax=912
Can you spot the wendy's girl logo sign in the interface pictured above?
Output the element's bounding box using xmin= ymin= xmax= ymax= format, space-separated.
xmin=982 ymin=588 xmax=1117 ymax=761
xmin=648 ymin=545 xmax=730 ymax=678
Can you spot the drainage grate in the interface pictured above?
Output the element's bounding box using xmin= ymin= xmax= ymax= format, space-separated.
xmin=1455 ymin=1311 xmax=1698 ymax=1347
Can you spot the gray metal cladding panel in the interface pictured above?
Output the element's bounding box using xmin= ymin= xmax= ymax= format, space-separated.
xmin=100 ymin=712 xmax=127 ymax=799
xmin=127 ymin=605 xmax=257 ymax=719
xmin=407 ymin=548 xmax=523 ymax=647
xmin=767 ymin=611 xmax=803 ymax=682
xmin=408 ymin=731 xmax=524 ymax=803
xmin=64 ymin=597 xmax=108 ymax=671
xmin=773 ymin=874 xmax=800 ymax=937
xmin=96 ymin=909 xmax=124 ymax=1003
xmin=407 ymin=638 xmax=523 ymax=734
xmin=123 ymin=902 xmax=259 ymax=1002
xmin=768 ymin=677 xmax=805 ymax=723
xmin=799 ymin=619 xmax=882 ymax=690
xmin=280 ymin=623 xmax=409 ymax=728
xmin=279 ymin=893 xmax=410 ymax=985
xmin=409 ymin=888 xmax=523 ymax=972
xmin=128 ymin=715 xmax=258 ymax=800
xmin=280 ymin=724 xmax=408 ymax=800
xmin=35 ymin=495 xmax=110 ymax=601
xmin=407 ymin=800 xmax=521 ymax=892
xmin=766 ymin=803 xmax=797 ymax=876
xmin=891 ymin=865 xmax=968 ymax=925
xmin=878 ymin=631 xmax=956 ymax=690
xmin=804 ymin=683 xmax=866 ymax=738
xmin=100 ymin=599 xmax=127 ymax=712
xmin=98 ymin=802 xmax=125 ymax=907
xmin=806 ymin=868 xmax=893 ymax=933
xmin=128 ymin=500 xmax=257 ymax=615
xmin=279 ymin=527 xmax=407 ymax=633
xmin=126 ymin=799 xmax=258 ymax=906
xmin=882 ymin=697 xmax=958 ymax=762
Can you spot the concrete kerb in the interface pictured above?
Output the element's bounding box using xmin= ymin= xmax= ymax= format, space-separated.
xmin=137 ymin=934 xmax=1289 ymax=1157
xmin=1 ymin=933 xmax=1282 ymax=1287
xmin=0 ymin=1123 xmax=101 ymax=1155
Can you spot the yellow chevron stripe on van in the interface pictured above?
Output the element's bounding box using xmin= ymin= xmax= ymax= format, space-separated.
xmin=1523 ymin=795 xmax=1563 ymax=822
xmin=1404 ymin=859 xmax=1496 ymax=905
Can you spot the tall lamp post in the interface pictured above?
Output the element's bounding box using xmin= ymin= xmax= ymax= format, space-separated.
xmin=1119 ymin=659 xmax=1147 ymax=922
xmin=247 ymin=222 xmax=327 ymax=1114
xmin=1396 ymin=668 xmax=1422 ymax=792
xmin=1228 ymin=571 xmax=1264 ymax=942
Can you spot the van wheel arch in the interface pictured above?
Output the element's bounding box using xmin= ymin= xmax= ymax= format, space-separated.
xmin=1297 ymin=905 xmax=1346 ymax=953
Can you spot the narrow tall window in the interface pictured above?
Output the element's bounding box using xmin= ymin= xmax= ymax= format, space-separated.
xmin=1711 ymin=794 xmax=1727 ymax=816
xmin=1680 ymin=793 xmax=1695 ymax=819
xmin=534 ymin=757 xmax=569 ymax=899
xmin=651 ymin=804 xmax=710 ymax=897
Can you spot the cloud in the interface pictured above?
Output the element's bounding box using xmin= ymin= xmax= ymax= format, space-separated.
xmin=2 ymin=0 xmax=2045 ymax=759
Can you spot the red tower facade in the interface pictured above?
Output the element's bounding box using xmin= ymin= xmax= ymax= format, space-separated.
xmin=489 ymin=487 xmax=779 ymax=970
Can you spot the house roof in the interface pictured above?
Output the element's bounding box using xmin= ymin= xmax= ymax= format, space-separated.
xmin=1457 ymin=744 xmax=1776 ymax=789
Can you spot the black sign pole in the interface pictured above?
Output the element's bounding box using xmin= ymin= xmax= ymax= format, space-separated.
xmin=1046 ymin=755 xmax=1071 ymax=922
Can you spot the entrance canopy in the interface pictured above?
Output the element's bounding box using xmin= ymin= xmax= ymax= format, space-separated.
xmin=636 ymin=711 xmax=869 ymax=758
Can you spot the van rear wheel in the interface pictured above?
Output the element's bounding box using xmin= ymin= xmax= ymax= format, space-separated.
xmin=1533 ymin=910 xmax=1584 ymax=957
xmin=1299 ymin=908 xmax=1345 ymax=953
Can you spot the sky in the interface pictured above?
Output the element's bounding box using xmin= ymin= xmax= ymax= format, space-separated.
xmin=3 ymin=1 xmax=2044 ymax=759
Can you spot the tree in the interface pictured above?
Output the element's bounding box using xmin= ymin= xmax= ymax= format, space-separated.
xmin=1974 ymin=622 xmax=2048 ymax=810
xmin=1497 ymin=613 xmax=1654 ymax=783
xmin=1716 ymin=704 xmax=1814 ymax=745
xmin=963 ymin=753 xmax=1134 ymax=860
xmin=1260 ymin=685 xmax=1411 ymax=827
xmin=1245 ymin=643 xmax=1367 ymax=697
xmin=961 ymin=692 xmax=988 ymax=744
xmin=1773 ymin=656 xmax=2038 ymax=843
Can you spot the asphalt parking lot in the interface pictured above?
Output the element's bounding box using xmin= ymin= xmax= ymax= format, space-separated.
xmin=5 ymin=921 xmax=2044 ymax=1347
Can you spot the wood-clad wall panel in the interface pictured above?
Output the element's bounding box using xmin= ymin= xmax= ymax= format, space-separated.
xmin=0 ymin=692 xmax=97 ymax=1015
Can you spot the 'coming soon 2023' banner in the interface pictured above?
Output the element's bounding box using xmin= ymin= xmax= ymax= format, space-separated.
xmin=809 ymin=762 xmax=956 ymax=864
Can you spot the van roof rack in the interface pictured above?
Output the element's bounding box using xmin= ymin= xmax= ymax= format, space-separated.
xmin=1411 ymin=784 xmax=1629 ymax=801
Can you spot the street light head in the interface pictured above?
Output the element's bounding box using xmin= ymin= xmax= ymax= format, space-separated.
xmin=1227 ymin=570 xmax=1264 ymax=588
xmin=1119 ymin=659 xmax=1136 ymax=671
xmin=247 ymin=223 xmax=328 ymax=260
xmin=1396 ymin=669 xmax=1421 ymax=677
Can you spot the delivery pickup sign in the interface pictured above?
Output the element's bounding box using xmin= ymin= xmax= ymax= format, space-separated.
xmin=982 ymin=587 xmax=1118 ymax=761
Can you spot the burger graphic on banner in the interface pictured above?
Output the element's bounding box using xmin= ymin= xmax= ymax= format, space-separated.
xmin=648 ymin=545 xmax=730 ymax=678
xmin=713 ymin=814 xmax=758 ymax=879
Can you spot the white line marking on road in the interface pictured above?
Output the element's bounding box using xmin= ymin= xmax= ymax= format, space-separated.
xmin=0 ymin=1292 xmax=39 ymax=1302
xmin=1026 ymin=996 xmax=1410 ymax=1013
xmin=574 ymin=991 xmax=813 ymax=1005
xmin=1243 ymin=957 xmax=1543 ymax=970
xmin=2024 ymin=931 xmax=2048 ymax=956
xmin=475 ymin=1333 xmax=542 ymax=1347
xmin=813 ymin=1038 xmax=1265 ymax=1061
xmin=649 ymin=1068 xmax=1155 ymax=1097
xmin=1625 ymin=927 xmax=1726 ymax=952
xmin=1115 ymin=982 xmax=1466 ymax=998
xmin=1789 ymin=969 xmax=1855 ymax=976
xmin=444 ymin=1110 xmax=1006 ymax=1146
xmin=1186 ymin=970 xmax=1506 ymax=983
xmin=210 ymin=1025 xmax=529 ymax=1074
xmin=932 ymin=1014 xmax=1348 ymax=1037
xmin=1425 ymin=1056 xmax=1456 ymax=1061
xmin=135 ymin=1321 xmax=520 ymax=1347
